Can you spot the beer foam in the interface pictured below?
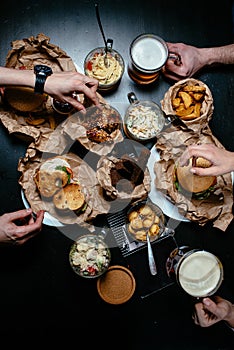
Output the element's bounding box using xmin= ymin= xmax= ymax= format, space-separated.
xmin=178 ymin=251 xmax=222 ymax=297
xmin=131 ymin=37 xmax=167 ymax=70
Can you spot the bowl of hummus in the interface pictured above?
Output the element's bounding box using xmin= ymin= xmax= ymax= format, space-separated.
xmin=84 ymin=46 xmax=125 ymax=92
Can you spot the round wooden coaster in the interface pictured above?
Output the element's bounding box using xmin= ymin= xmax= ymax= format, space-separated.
xmin=97 ymin=265 xmax=136 ymax=305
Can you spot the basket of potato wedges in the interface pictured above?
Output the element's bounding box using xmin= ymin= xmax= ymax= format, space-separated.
xmin=161 ymin=78 xmax=214 ymax=131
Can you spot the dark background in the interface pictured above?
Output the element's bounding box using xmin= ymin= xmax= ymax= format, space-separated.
xmin=0 ymin=1 xmax=234 ymax=348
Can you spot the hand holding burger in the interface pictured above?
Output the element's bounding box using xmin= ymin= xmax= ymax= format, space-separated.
xmin=175 ymin=155 xmax=217 ymax=199
xmin=179 ymin=143 xmax=234 ymax=176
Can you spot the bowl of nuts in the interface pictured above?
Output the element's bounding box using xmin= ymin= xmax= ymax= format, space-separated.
xmin=126 ymin=199 xmax=165 ymax=243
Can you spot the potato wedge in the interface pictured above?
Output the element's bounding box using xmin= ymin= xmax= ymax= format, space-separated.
xmin=178 ymin=91 xmax=193 ymax=109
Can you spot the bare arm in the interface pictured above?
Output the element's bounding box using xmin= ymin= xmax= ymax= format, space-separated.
xmin=0 ymin=67 xmax=100 ymax=111
xmin=163 ymin=43 xmax=234 ymax=81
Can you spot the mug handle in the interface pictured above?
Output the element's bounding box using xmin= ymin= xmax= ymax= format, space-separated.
xmin=168 ymin=52 xmax=182 ymax=66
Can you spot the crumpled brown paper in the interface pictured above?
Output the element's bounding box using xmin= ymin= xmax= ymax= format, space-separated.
xmin=18 ymin=149 xmax=111 ymax=226
xmin=96 ymin=154 xmax=151 ymax=201
xmin=61 ymin=104 xmax=124 ymax=156
xmin=0 ymin=33 xmax=105 ymax=151
xmin=161 ymin=78 xmax=214 ymax=134
xmin=153 ymin=124 xmax=233 ymax=231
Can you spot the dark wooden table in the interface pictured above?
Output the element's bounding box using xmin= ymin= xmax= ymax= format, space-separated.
xmin=0 ymin=1 xmax=234 ymax=348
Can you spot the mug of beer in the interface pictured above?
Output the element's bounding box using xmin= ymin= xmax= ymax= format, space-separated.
xmin=128 ymin=33 xmax=168 ymax=85
xmin=166 ymin=246 xmax=224 ymax=298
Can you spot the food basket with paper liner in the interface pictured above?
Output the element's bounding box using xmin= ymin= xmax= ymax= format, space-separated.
xmin=0 ymin=33 xmax=103 ymax=148
xmin=153 ymin=129 xmax=233 ymax=231
xmin=18 ymin=150 xmax=111 ymax=226
xmin=61 ymin=104 xmax=123 ymax=156
xmin=96 ymin=148 xmax=151 ymax=201
xmin=161 ymin=78 xmax=214 ymax=133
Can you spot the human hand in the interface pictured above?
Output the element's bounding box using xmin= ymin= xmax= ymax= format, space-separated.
xmin=193 ymin=296 xmax=234 ymax=328
xmin=44 ymin=71 xmax=100 ymax=112
xmin=179 ymin=143 xmax=234 ymax=176
xmin=0 ymin=208 xmax=44 ymax=246
xmin=162 ymin=42 xmax=206 ymax=81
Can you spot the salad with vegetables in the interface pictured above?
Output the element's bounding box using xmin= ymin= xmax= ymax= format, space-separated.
xmin=69 ymin=234 xmax=111 ymax=278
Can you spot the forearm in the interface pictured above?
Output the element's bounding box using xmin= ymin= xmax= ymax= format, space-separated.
xmin=0 ymin=67 xmax=35 ymax=88
xmin=199 ymin=44 xmax=234 ymax=66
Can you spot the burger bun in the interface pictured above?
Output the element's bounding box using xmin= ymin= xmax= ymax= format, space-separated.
xmin=4 ymin=86 xmax=46 ymax=112
xmin=176 ymin=157 xmax=216 ymax=194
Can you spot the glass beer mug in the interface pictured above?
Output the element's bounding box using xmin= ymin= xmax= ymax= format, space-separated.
xmin=166 ymin=246 xmax=224 ymax=298
xmin=128 ymin=33 xmax=168 ymax=85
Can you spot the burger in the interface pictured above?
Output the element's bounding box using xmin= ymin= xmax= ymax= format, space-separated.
xmin=174 ymin=156 xmax=217 ymax=199
xmin=34 ymin=156 xmax=87 ymax=214
xmin=34 ymin=157 xmax=73 ymax=198
xmin=53 ymin=183 xmax=87 ymax=213
xmin=3 ymin=86 xmax=46 ymax=112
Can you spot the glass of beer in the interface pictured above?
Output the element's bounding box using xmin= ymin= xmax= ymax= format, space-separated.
xmin=128 ymin=33 xmax=168 ymax=85
xmin=166 ymin=247 xmax=224 ymax=298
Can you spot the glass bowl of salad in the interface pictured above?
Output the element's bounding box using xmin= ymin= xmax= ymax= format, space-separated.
xmin=69 ymin=234 xmax=111 ymax=279
xmin=123 ymin=92 xmax=165 ymax=143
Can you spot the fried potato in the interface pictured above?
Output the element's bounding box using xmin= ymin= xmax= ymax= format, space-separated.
xmin=183 ymin=85 xmax=206 ymax=93
xmin=48 ymin=115 xmax=56 ymax=129
xmin=175 ymin=105 xmax=194 ymax=117
xmin=26 ymin=117 xmax=46 ymax=125
xmin=172 ymin=97 xmax=181 ymax=108
xmin=172 ymin=83 xmax=206 ymax=120
xmin=178 ymin=91 xmax=193 ymax=109
xmin=194 ymin=102 xmax=202 ymax=117
xmin=189 ymin=92 xmax=204 ymax=101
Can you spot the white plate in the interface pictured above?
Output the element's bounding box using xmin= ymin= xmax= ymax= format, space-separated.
xmin=21 ymin=189 xmax=65 ymax=227
xmin=148 ymin=147 xmax=234 ymax=222
xmin=148 ymin=147 xmax=189 ymax=222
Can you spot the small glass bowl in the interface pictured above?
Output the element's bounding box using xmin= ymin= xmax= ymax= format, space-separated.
xmin=69 ymin=234 xmax=111 ymax=279
xmin=123 ymin=92 xmax=165 ymax=143
xmin=126 ymin=199 xmax=165 ymax=243
xmin=52 ymin=98 xmax=75 ymax=115
xmin=84 ymin=47 xmax=125 ymax=92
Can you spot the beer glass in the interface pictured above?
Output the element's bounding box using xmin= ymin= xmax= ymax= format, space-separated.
xmin=128 ymin=33 xmax=168 ymax=85
xmin=166 ymin=246 xmax=224 ymax=298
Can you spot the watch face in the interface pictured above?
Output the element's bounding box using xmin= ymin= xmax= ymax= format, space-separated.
xmin=34 ymin=65 xmax=52 ymax=76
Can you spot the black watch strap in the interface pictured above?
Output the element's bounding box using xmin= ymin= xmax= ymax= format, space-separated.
xmin=34 ymin=65 xmax=53 ymax=94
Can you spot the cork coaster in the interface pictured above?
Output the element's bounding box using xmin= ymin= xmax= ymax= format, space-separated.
xmin=97 ymin=265 xmax=136 ymax=304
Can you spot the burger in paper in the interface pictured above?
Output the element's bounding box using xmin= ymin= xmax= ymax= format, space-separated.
xmin=174 ymin=156 xmax=217 ymax=200
xmin=18 ymin=152 xmax=111 ymax=226
xmin=34 ymin=156 xmax=87 ymax=215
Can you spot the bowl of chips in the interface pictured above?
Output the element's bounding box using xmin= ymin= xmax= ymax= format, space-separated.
xmin=69 ymin=233 xmax=111 ymax=279
xmin=126 ymin=199 xmax=165 ymax=243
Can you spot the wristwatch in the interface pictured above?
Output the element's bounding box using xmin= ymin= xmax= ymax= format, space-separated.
xmin=34 ymin=65 xmax=53 ymax=94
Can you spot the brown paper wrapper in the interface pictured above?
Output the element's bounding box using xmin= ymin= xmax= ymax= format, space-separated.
xmin=18 ymin=149 xmax=111 ymax=226
xmin=161 ymin=78 xmax=214 ymax=134
xmin=153 ymin=125 xmax=233 ymax=231
xmin=0 ymin=33 xmax=105 ymax=151
xmin=61 ymin=104 xmax=124 ymax=156
xmin=96 ymin=155 xmax=151 ymax=201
